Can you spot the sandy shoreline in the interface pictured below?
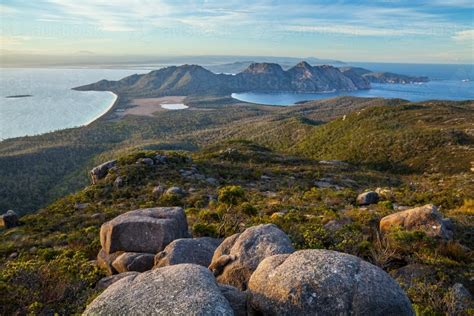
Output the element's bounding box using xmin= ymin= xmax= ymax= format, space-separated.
xmin=85 ymin=91 xmax=118 ymax=126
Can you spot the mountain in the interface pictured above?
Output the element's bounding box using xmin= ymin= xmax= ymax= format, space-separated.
xmin=75 ymin=62 xmax=371 ymax=96
xmin=340 ymin=67 xmax=429 ymax=84
xmin=205 ymin=58 xmax=345 ymax=74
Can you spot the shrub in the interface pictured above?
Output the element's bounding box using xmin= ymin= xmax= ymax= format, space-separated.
xmin=218 ymin=185 xmax=246 ymax=206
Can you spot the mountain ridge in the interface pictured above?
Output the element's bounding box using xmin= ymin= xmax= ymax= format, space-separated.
xmin=74 ymin=62 xmax=371 ymax=97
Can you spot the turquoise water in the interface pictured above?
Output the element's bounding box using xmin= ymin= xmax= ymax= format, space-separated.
xmin=232 ymin=63 xmax=474 ymax=106
xmin=0 ymin=68 xmax=146 ymax=140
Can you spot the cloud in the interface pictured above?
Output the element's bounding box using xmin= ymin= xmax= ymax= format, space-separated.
xmin=453 ymin=29 xmax=474 ymax=42
xmin=284 ymin=25 xmax=424 ymax=37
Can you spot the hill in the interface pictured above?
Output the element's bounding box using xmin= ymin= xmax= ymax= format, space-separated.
xmin=74 ymin=62 xmax=372 ymax=97
xmin=339 ymin=67 xmax=429 ymax=84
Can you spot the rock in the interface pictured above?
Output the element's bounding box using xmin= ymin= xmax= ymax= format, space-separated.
xmin=319 ymin=160 xmax=349 ymax=166
xmin=260 ymin=175 xmax=271 ymax=181
xmin=96 ymin=272 xmax=139 ymax=290
xmin=206 ymin=177 xmax=219 ymax=186
xmin=314 ymin=180 xmax=333 ymax=188
xmin=448 ymin=283 xmax=473 ymax=314
xmin=379 ymin=204 xmax=453 ymax=239
xmin=8 ymin=252 xmax=18 ymax=259
xmin=136 ymin=157 xmax=154 ymax=166
xmin=324 ymin=217 xmax=353 ymax=232
xmin=97 ymin=248 xmax=124 ymax=275
xmin=154 ymin=237 xmax=221 ymax=268
xmin=0 ymin=210 xmax=19 ymax=228
xmin=218 ymin=284 xmax=248 ymax=316
xmin=154 ymin=154 xmax=168 ymax=164
xmin=91 ymin=213 xmax=105 ymax=221
xmin=357 ymin=191 xmax=380 ymax=205
xmin=29 ymin=246 xmax=37 ymax=254
xmin=270 ymin=212 xmax=285 ymax=219
xmin=83 ymin=264 xmax=233 ymax=315
xmin=152 ymin=185 xmax=165 ymax=197
xmin=74 ymin=202 xmax=89 ymax=210
xmin=90 ymin=160 xmax=117 ymax=184
xmin=113 ymin=176 xmax=124 ymax=188
xmin=248 ymin=249 xmax=414 ymax=315
xmin=209 ymin=224 xmax=294 ymax=290
xmin=100 ymin=207 xmax=189 ymax=254
xmin=390 ymin=264 xmax=435 ymax=289
xmin=165 ymin=186 xmax=186 ymax=197
xmin=112 ymin=252 xmax=155 ymax=273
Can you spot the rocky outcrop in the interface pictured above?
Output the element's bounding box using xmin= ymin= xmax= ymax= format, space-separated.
xmin=248 ymin=249 xmax=414 ymax=315
xmin=379 ymin=204 xmax=453 ymax=239
xmin=90 ymin=160 xmax=117 ymax=184
xmin=154 ymin=237 xmax=221 ymax=268
xmin=100 ymin=207 xmax=189 ymax=254
xmin=209 ymin=224 xmax=294 ymax=290
xmin=357 ymin=191 xmax=380 ymax=205
xmin=165 ymin=186 xmax=186 ymax=197
xmin=0 ymin=210 xmax=19 ymax=228
xmin=83 ymin=264 xmax=233 ymax=315
xmin=112 ymin=252 xmax=155 ymax=273
xmin=97 ymin=249 xmax=123 ymax=275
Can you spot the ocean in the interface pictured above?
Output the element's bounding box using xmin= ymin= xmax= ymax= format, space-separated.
xmin=1 ymin=63 xmax=473 ymax=140
xmin=0 ymin=68 xmax=147 ymax=140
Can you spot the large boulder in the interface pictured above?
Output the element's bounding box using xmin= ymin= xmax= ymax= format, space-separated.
xmin=96 ymin=249 xmax=123 ymax=275
xmin=218 ymin=284 xmax=248 ymax=316
xmin=248 ymin=249 xmax=414 ymax=315
xmin=83 ymin=264 xmax=233 ymax=315
xmin=154 ymin=237 xmax=221 ymax=268
xmin=357 ymin=191 xmax=380 ymax=205
xmin=209 ymin=224 xmax=294 ymax=290
xmin=448 ymin=283 xmax=473 ymax=315
xmin=379 ymin=204 xmax=453 ymax=239
xmin=90 ymin=160 xmax=117 ymax=184
xmin=112 ymin=252 xmax=155 ymax=273
xmin=0 ymin=210 xmax=19 ymax=228
xmin=100 ymin=207 xmax=189 ymax=254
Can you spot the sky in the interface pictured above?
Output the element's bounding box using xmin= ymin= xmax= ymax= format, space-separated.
xmin=0 ymin=0 xmax=473 ymax=64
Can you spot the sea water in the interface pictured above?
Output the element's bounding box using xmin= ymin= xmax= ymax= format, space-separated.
xmin=232 ymin=63 xmax=474 ymax=106
xmin=0 ymin=68 xmax=146 ymax=140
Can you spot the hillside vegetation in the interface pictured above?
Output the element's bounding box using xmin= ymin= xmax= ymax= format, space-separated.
xmin=0 ymin=97 xmax=473 ymax=214
xmin=1 ymin=139 xmax=472 ymax=314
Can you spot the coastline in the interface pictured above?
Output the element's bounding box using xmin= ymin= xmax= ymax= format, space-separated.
xmin=84 ymin=91 xmax=118 ymax=126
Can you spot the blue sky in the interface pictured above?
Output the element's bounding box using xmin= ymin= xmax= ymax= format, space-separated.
xmin=1 ymin=0 xmax=473 ymax=63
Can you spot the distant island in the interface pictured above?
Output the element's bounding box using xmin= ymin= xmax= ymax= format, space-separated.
xmin=5 ymin=94 xmax=33 ymax=98
xmin=74 ymin=61 xmax=429 ymax=98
